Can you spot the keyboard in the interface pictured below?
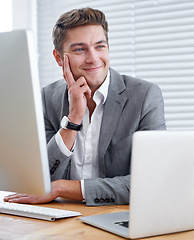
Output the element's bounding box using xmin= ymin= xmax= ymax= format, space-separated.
xmin=0 ymin=202 xmax=81 ymax=221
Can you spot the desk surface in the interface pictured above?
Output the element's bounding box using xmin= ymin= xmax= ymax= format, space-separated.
xmin=1 ymin=191 xmax=194 ymax=240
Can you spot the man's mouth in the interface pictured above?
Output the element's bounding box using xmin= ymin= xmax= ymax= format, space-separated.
xmin=82 ymin=66 xmax=102 ymax=72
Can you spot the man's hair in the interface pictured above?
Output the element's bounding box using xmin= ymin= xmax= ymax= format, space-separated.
xmin=52 ymin=7 xmax=109 ymax=56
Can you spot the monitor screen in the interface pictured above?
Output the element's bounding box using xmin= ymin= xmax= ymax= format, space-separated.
xmin=0 ymin=30 xmax=51 ymax=195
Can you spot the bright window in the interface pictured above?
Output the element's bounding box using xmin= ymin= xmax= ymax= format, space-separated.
xmin=0 ymin=0 xmax=12 ymax=32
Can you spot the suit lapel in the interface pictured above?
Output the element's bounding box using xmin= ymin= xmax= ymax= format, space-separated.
xmin=98 ymin=68 xmax=128 ymax=176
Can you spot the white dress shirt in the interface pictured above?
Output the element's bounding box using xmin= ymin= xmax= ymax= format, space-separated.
xmin=55 ymin=71 xmax=110 ymax=199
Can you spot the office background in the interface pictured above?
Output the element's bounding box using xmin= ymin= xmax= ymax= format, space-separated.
xmin=1 ymin=0 xmax=194 ymax=131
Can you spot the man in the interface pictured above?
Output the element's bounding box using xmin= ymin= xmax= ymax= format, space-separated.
xmin=4 ymin=8 xmax=166 ymax=206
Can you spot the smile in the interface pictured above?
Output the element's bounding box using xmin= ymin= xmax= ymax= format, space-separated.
xmin=83 ymin=66 xmax=102 ymax=72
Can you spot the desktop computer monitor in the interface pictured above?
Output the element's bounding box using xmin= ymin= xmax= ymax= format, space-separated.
xmin=0 ymin=29 xmax=51 ymax=195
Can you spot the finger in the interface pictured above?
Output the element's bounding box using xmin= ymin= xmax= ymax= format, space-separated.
xmin=4 ymin=196 xmax=33 ymax=204
xmin=63 ymin=54 xmax=75 ymax=88
xmin=85 ymin=88 xmax=91 ymax=99
xmin=80 ymin=83 xmax=92 ymax=99
xmin=4 ymin=194 xmax=28 ymax=202
xmin=7 ymin=196 xmax=34 ymax=204
xmin=4 ymin=190 xmax=57 ymax=204
xmin=74 ymin=77 xmax=92 ymax=98
xmin=4 ymin=194 xmax=50 ymax=204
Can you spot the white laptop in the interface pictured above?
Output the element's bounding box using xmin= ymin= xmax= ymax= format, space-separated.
xmin=80 ymin=130 xmax=194 ymax=239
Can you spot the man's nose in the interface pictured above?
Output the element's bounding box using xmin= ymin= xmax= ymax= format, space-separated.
xmin=85 ymin=49 xmax=98 ymax=64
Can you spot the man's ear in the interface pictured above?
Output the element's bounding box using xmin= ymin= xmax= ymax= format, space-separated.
xmin=53 ymin=49 xmax=63 ymax=66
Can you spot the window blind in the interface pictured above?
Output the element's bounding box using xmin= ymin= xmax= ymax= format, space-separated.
xmin=129 ymin=0 xmax=194 ymax=130
xmin=37 ymin=0 xmax=194 ymax=130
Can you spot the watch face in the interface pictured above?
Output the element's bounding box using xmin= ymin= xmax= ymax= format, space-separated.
xmin=61 ymin=116 xmax=83 ymax=131
xmin=61 ymin=116 xmax=68 ymax=129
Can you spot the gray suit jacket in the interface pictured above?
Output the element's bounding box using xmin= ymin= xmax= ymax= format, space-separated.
xmin=41 ymin=68 xmax=166 ymax=206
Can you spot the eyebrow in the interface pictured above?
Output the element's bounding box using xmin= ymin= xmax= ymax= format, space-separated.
xmin=70 ymin=40 xmax=107 ymax=49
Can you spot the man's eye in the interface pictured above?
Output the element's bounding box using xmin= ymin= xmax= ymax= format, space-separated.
xmin=74 ymin=48 xmax=84 ymax=52
xmin=97 ymin=45 xmax=106 ymax=49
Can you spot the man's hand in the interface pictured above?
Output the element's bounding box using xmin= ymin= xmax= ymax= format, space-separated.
xmin=3 ymin=180 xmax=83 ymax=204
xmin=58 ymin=54 xmax=92 ymax=151
xmin=63 ymin=54 xmax=91 ymax=124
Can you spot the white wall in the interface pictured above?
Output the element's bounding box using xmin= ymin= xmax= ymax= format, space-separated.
xmin=12 ymin=0 xmax=37 ymax=42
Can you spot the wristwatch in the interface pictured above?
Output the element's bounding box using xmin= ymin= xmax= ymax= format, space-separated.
xmin=60 ymin=116 xmax=83 ymax=131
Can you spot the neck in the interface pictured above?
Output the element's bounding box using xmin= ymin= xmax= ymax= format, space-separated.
xmin=87 ymin=97 xmax=96 ymax=122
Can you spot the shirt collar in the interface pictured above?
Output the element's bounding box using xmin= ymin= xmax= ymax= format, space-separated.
xmin=93 ymin=70 xmax=110 ymax=105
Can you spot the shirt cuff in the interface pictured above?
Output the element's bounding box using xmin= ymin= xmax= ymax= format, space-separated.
xmin=55 ymin=131 xmax=74 ymax=157
xmin=80 ymin=179 xmax=86 ymax=200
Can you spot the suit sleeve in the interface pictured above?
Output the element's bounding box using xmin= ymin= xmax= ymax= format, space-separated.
xmin=41 ymin=86 xmax=71 ymax=181
xmin=84 ymin=175 xmax=130 ymax=206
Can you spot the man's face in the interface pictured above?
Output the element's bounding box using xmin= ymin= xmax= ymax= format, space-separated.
xmin=62 ymin=25 xmax=110 ymax=91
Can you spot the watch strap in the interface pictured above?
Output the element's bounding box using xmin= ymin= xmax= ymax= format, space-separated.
xmin=61 ymin=116 xmax=83 ymax=131
xmin=66 ymin=121 xmax=83 ymax=131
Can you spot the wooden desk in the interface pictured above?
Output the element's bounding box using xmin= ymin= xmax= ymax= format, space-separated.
xmin=1 ymin=191 xmax=194 ymax=240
